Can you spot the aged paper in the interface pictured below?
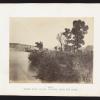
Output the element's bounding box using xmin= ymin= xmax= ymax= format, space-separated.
xmin=0 ymin=4 xmax=100 ymax=96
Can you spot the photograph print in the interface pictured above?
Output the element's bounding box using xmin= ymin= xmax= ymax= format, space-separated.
xmin=9 ymin=17 xmax=93 ymax=83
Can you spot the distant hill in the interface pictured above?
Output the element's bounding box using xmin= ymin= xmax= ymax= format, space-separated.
xmin=10 ymin=43 xmax=36 ymax=52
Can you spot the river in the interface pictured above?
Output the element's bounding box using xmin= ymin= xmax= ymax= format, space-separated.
xmin=9 ymin=49 xmax=41 ymax=83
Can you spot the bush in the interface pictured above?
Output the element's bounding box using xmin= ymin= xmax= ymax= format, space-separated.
xmin=72 ymin=51 xmax=93 ymax=83
xmin=28 ymin=50 xmax=81 ymax=83
xmin=28 ymin=50 xmax=61 ymax=82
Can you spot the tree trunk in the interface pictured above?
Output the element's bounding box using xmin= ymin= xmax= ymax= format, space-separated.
xmin=61 ymin=43 xmax=63 ymax=51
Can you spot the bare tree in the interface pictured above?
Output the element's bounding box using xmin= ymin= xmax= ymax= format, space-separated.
xmin=56 ymin=33 xmax=63 ymax=51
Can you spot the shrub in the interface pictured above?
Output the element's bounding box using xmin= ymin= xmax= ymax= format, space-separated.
xmin=28 ymin=50 xmax=81 ymax=83
xmin=28 ymin=50 xmax=61 ymax=82
xmin=72 ymin=51 xmax=93 ymax=83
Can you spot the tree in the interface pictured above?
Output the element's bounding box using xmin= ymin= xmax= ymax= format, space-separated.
xmin=56 ymin=33 xmax=63 ymax=51
xmin=63 ymin=28 xmax=72 ymax=45
xmin=54 ymin=46 xmax=57 ymax=51
xmin=56 ymin=19 xmax=89 ymax=53
xmin=62 ymin=28 xmax=73 ymax=52
xmin=35 ymin=41 xmax=43 ymax=50
xmin=71 ymin=20 xmax=89 ymax=52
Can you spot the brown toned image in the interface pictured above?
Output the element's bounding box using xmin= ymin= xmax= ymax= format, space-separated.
xmin=9 ymin=17 xmax=93 ymax=83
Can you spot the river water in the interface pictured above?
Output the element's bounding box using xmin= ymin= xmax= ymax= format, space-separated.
xmin=9 ymin=49 xmax=41 ymax=83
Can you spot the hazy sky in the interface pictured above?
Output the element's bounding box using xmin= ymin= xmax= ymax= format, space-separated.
xmin=10 ymin=17 xmax=93 ymax=49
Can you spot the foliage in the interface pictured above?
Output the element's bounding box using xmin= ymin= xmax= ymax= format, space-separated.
xmin=71 ymin=20 xmax=89 ymax=51
xmin=35 ymin=41 xmax=43 ymax=50
xmin=54 ymin=46 xmax=57 ymax=51
xmin=28 ymin=19 xmax=92 ymax=83
xmin=28 ymin=49 xmax=93 ymax=83
xmin=56 ymin=20 xmax=89 ymax=53
xmin=28 ymin=50 xmax=61 ymax=82
xmin=63 ymin=28 xmax=72 ymax=45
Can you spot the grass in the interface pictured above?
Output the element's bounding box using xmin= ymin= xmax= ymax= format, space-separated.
xmin=28 ymin=50 xmax=93 ymax=83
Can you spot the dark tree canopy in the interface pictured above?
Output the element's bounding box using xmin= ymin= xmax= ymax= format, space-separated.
xmin=63 ymin=28 xmax=72 ymax=45
xmin=35 ymin=41 xmax=43 ymax=50
xmin=71 ymin=20 xmax=89 ymax=51
xmin=56 ymin=19 xmax=89 ymax=53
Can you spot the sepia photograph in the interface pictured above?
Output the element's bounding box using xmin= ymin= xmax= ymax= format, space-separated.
xmin=9 ymin=17 xmax=93 ymax=83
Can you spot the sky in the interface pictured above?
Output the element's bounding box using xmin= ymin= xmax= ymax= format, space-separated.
xmin=10 ymin=17 xmax=93 ymax=49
